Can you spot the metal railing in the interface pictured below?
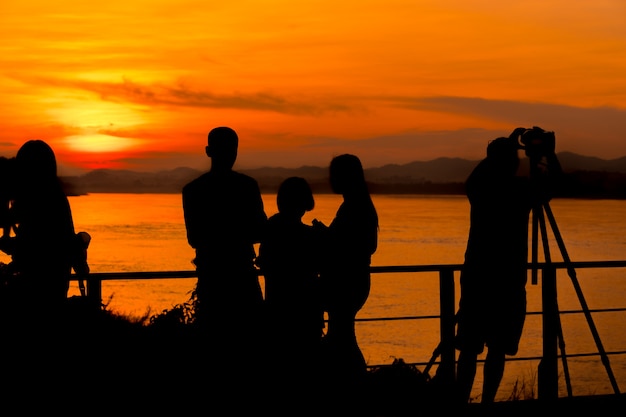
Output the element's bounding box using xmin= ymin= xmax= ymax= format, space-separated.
xmin=76 ymin=259 xmax=626 ymax=399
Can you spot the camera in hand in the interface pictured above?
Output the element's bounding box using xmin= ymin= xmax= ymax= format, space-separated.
xmin=519 ymin=126 xmax=555 ymax=159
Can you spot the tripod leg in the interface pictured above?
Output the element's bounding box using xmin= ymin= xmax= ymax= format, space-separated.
xmin=531 ymin=205 xmax=540 ymax=285
xmin=556 ymin=307 xmax=573 ymax=397
xmin=543 ymin=202 xmax=621 ymax=395
xmin=536 ymin=206 xmax=564 ymax=398
xmin=537 ymin=208 xmax=573 ymax=396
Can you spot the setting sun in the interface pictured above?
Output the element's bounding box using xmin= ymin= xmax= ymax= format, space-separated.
xmin=64 ymin=134 xmax=143 ymax=153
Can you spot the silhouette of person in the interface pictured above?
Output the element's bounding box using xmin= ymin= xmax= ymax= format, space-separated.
xmin=5 ymin=140 xmax=79 ymax=327
xmin=454 ymin=127 xmax=562 ymax=404
xmin=256 ymin=176 xmax=324 ymax=389
xmin=182 ymin=126 xmax=268 ymax=363
xmin=314 ymin=154 xmax=379 ymax=388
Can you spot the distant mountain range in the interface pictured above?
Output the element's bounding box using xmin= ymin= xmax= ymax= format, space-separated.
xmin=61 ymin=151 xmax=626 ymax=198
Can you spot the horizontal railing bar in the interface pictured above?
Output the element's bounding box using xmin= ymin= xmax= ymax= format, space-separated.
xmin=557 ymin=307 xmax=626 ymax=315
xmin=73 ymin=259 xmax=626 ymax=281
xmin=73 ymin=259 xmax=626 ymax=388
xmin=356 ymin=307 xmax=626 ymax=323
xmin=524 ymin=308 xmax=626 ymax=317
xmin=367 ymin=351 xmax=626 ymax=369
xmin=79 ymin=261 xmax=626 ymax=324
xmin=497 ymin=351 xmax=626 ymax=363
xmin=369 ymin=260 xmax=626 ymax=273
xmin=357 ymin=315 xmax=442 ymax=322
xmin=83 ymin=271 xmax=198 ymax=281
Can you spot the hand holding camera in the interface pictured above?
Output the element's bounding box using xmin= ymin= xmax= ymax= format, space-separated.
xmin=509 ymin=126 xmax=556 ymax=159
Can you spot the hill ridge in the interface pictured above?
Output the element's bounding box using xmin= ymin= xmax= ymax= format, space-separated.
xmin=60 ymin=152 xmax=626 ymax=198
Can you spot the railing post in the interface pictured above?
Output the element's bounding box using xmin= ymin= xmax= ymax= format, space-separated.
xmin=438 ymin=267 xmax=456 ymax=385
xmin=538 ymin=265 xmax=558 ymax=399
xmin=87 ymin=275 xmax=102 ymax=309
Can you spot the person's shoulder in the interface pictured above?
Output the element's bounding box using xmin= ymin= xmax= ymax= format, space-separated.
xmin=231 ymin=171 xmax=261 ymax=187
xmin=232 ymin=170 xmax=257 ymax=181
xmin=470 ymin=158 xmax=490 ymax=174
xmin=182 ymin=172 xmax=211 ymax=191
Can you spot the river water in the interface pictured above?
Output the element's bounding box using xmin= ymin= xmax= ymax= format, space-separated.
xmin=2 ymin=193 xmax=625 ymax=401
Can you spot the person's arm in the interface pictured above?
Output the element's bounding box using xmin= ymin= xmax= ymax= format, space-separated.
xmin=248 ymin=180 xmax=268 ymax=245
xmin=182 ymin=186 xmax=199 ymax=249
xmin=532 ymin=131 xmax=563 ymax=203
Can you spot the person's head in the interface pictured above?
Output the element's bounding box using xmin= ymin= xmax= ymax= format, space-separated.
xmin=329 ymin=154 xmax=367 ymax=195
xmin=16 ymin=139 xmax=58 ymax=182
xmin=486 ymin=136 xmax=520 ymax=175
xmin=205 ymin=126 xmax=238 ymax=171
xmin=276 ymin=176 xmax=315 ymax=217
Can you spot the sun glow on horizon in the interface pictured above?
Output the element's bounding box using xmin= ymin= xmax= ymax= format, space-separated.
xmin=64 ymin=134 xmax=143 ymax=153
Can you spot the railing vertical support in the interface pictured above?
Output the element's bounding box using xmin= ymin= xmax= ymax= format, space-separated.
xmin=538 ymin=266 xmax=558 ymax=399
xmin=438 ymin=267 xmax=456 ymax=385
xmin=87 ymin=276 xmax=103 ymax=309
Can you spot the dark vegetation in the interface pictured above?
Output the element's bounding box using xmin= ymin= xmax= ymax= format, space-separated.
xmin=0 ymin=283 xmax=442 ymax=413
xmin=556 ymin=170 xmax=626 ymax=198
xmin=1 ymin=282 xmax=623 ymax=413
xmin=0 ymin=265 xmax=429 ymax=412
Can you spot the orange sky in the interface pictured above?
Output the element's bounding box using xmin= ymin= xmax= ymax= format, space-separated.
xmin=1 ymin=1 xmax=625 ymax=174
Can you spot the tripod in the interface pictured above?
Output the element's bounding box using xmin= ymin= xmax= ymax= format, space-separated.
xmin=530 ymin=171 xmax=620 ymax=397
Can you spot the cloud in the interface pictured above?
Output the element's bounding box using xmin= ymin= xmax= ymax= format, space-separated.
xmin=8 ymin=74 xmax=351 ymax=116
xmin=375 ymin=96 xmax=626 ymax=159
xmin=234 ymin=128 xmax=502 ymax=169
xmin=392 ymin=96 xmax=626 ymax=137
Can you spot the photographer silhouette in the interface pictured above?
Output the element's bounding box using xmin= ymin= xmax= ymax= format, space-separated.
xmin=454 ymin=127 xmax=562 ymax=404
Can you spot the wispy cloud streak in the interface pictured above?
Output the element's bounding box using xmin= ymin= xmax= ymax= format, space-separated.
xmin=8 ymin=74 xmax=351 ymax=116
xmin=392 ymin=96 xmax=626 ymax=136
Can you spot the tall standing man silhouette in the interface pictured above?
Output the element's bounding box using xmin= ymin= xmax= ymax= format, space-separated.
xmin=182 ymin=127 xmax=267 ymax=359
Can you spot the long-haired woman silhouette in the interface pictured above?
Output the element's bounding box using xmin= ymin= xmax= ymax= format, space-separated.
xmin=11 ymin=140 xmax=78 ymax=323
xmin=315 ymin=154 xmax=378 ymax=386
